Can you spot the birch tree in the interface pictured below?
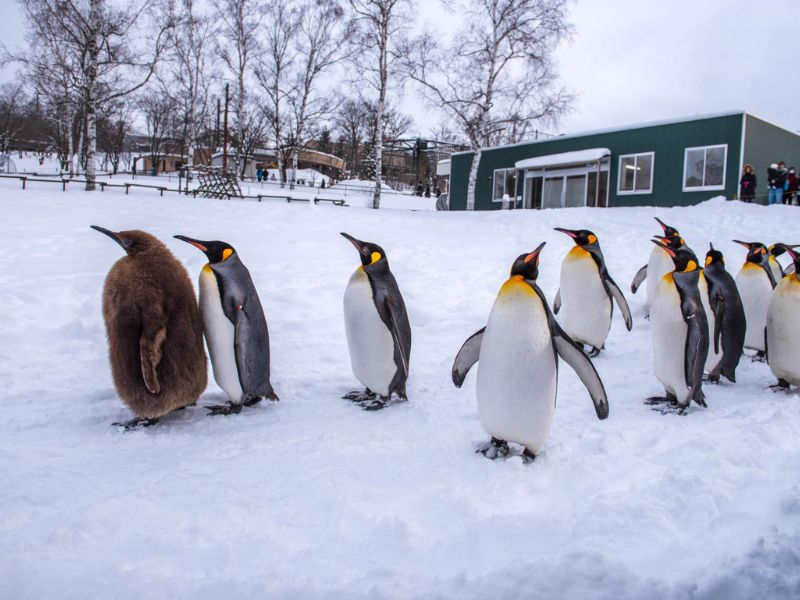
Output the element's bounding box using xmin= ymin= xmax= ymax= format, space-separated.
xmin=403 ymin=0 xmax=573 ymax=209
xmin=15 ymin=0 xmax=172 ymax=190
xmin=347 ymin=0 xmax=407 ymax=208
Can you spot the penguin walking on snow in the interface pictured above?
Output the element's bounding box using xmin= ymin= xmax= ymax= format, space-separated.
xmin=767 ymin=244 xmax=800 ymax=390
xmin=552 ymin=228 xmax=632 ymax=356
xmin=646 ymin=239 xmax=709 ymax=414
xmin=452 ymin=243 xmax=608 ymax=462
xmin=92 ymin=226 xmax=207 ymax=430
xmin=631 ymin=217 xmax=683 ymax=316
xmin=703 ymin=244 xmax=746 ymax=383
xmin=734 ymin=240 xmax=776 ymax=360
xmin=174 ymin=235 xmax=278 ymax=415
xmin=341 ymin=233 xmax=411 ymax=410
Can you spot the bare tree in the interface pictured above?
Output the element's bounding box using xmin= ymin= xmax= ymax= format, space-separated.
xmin=403 ymin=0 xmax=573 ymax=209
xmin=333 ymin=98 xmax=369 ymax=177
xmin=162 ymin=0 xmax=216 ymax=168
xmin=0 ymin=84 xmax=27 ymax=154
xmin=233 ymin=109 xmax=270 ymax=177
xmin=97 ymin=99 xmax=132 ymax=174
xmin=139 ymin=91 xmax=177 ymax=176
xmin=15 ymin=0 xmax=173 ymax=190
xmin=347 ymin=0 xmax=408 ymax=208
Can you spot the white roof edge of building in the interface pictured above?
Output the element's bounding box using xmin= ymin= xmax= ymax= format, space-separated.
xmin=514 ymin=148 xmax=610 ymax=170
xmin=451 ymin=110 xmax=750 ymax=157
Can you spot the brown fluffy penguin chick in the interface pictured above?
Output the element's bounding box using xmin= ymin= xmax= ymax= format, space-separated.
xmin=92 ymin=226 xmax=207 ymax=429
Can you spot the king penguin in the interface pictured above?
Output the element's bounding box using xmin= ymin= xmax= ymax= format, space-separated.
xmin=646 ymin=239 xmax=709 ymax=414
xmin=174 ymin=235 xmax=278 ymax=415
xmin=552 ymin=228 xmax=632 ymax=356
xmin=341 ymin=232 xmax=411 ymax=410
xmin=452 ymin=243 xmax=608 ymax=462
xmin=91 ymin=226 xmax=207 ymax=429
xmin=734 ymin=240 xmax=776 ymax=360
xmin=766 ymin=244 xmax=800 ymax=390
xmin=703 ymin=244 xmax=746 ymax=383
xmin=769 ymin=244 xmax=796 ymax=278
xmin=631 ymin=217 xmax=683 ymax=316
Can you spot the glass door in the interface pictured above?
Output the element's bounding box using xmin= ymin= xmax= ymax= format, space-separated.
xmin=524 ymin=176 xmax=543 ymax=209
xmin=564 ymin=175 xmax=587 ymax=207
xmin=542 ymin=176 xmax=564 ymax=209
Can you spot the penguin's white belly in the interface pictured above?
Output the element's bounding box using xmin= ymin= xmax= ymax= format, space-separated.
xmin=651 ymin=275 xmax=690 ymax=403
xmin=767 ymin=277 xmax=800 ymax=385
xmin=736 ymin=265 xmax=772 ymax=351
xmin=559 ymin=251 xmax=611 ymax=348
xmin=199 ymin=268 xmax=244 ymax=403
xmin=343 ymin=268 xmax=397 ymax=397
xmin=699 ymin=272 xmax=721 ymax=372
xmin=476 ymin=280 xmax=557 ymax=454
xmin=646 ymin=247 xmax=674 ymax=309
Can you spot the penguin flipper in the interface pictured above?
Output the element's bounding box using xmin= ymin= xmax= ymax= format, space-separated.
xmin=682 ymin=303 xmax=708 ymax=407
xmin=376 ymin=291 xmax=411 ymax=379
xmin=761 ymin=262 xmax=777 ymax=289
xmin=604 ymin=275 xmax=633 ymax=331
xmin=232 ymin=302 xmax=274 ymax=398
xmin=631 ymin=265 xmax=647 ymax=294
xmin=712 ymin=296 xmax=724 ymax=355
xmin=553 ymin=288 xmax=561 ymax=314
xmin=552 ymin=323 xmax=609 ymax=420
xmin=139 ymin=310 xmax=167 ymax=395
xmin=452 ymin=327 xmax=485 ymax=387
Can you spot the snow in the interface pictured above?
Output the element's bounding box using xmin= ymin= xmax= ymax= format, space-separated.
xmin=1 ymin=184 xmax=799 ymax=598
xmin=515 ymin=148 xmax=611 ymax=169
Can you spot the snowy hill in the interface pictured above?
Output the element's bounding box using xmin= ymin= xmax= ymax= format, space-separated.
xmin=0 ymin=182 xmax=798 ymax=599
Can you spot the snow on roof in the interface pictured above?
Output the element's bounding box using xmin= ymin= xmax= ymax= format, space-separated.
xmin=451 ymin=110 xmax=749 ymax=156
xmin=514 ymin=148 xmax=610 ymax=170
xmin=437 ymin=159 xmax=450 ymax=176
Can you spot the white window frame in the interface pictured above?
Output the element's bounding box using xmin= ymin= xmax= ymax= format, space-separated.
xmin=492 ymin=168 xmax=517 ymax=202
xmin=617 ymin=151 xmax=655 ymax=195
xmin=682 ymin=144 xmax=728 ymax=192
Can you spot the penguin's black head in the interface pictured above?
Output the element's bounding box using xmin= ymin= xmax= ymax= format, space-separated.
xmin=340 ymin=232 xmax=388 ymax=270
xmin=769 ymin=243 xmax=787 ymax=258
xmin=655 ymin=217 xmax=680 ymax=239
xmin=653 ymin=234 xmax=686 ymax=251
xmin=705 ymin=243 xmax=725 ymax=267
xmin=174 ymin=235 xmax=236 ymax=264
xmin=91 ymin=226 xmax=161 ymax=256
xmin=554 ymin=228 xmax=598 ymax=247
xmin=772 ymin=243 xmax=800 ymax=273
xmin=653 ymin=239 xmax=700 ymax=273
xmin=510 ymin=242 xmax=546 ymax=280
xmin=733 ymin=240 xmax=768 ymax=264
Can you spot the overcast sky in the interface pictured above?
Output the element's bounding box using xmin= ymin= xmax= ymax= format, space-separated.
xmin=2 ymin=0 xmax=799 ymax=138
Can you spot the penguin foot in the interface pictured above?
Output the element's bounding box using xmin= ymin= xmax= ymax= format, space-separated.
xmin=342 ymin=388 xmax=376 ymax=402
xmin=521 ymin=448 xmax=536 ymax=464
xmin=206 ymin=401 xmax=244 ymax=416
xmin=588 ymin=346 xmax=602 ymax=358
xmin=242 ymin=395 xmax=263 ymax=407
xmin=751 ymin=352 xmax=766 ymax=363
xmin=477 ymin=437 xmax=510 ymax=459
xmin=112 ymin=417 xmax=159 ymax=431
xmin=769 ymin=379 xmax=791 ymax=392
xmin=705 ymin=373 xmax=720 ymax=384
xmin=360 ymin=396 xmax=389 ymax=411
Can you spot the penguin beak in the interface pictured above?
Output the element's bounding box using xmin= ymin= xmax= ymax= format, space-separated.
xmin=174 ymin=235 xmax=209 ymax=253
xmin=709 ymin=242 xmax=715 ymax=252
xmin=654 ymin=217 xmax=669 ymax=233
xmin=91 ymin=225 xmax=130 ymax=252
xmin=524 ymin=241 xmax=546 ymax=263
xmin=652 ymin=238 xmax=675 ymax=257
xmin=732 ymin=239 xmax=752 ymax=249
xmin=554 ymin=227 xmax=578 ymax=239
xmin=340 ymin=232 xmax=366 ymax=253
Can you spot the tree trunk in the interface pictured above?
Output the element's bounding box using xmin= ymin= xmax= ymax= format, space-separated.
xmin=465 ymin=148 xmax=481 ymax=211
xmin=84 ymin=0 xmax=100 ymax=191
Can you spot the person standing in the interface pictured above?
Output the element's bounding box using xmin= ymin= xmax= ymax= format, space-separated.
xmin=740 ymin=164 xmax=757 ymax=202
xmin=786 ymin=166 xmax=798 ymax=205
xmin=768 ymin=163 xmax=784 ymax=205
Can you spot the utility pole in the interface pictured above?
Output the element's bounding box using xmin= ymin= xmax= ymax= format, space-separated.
xmin=215 ymin=97 xmax=221 ymax=153
xmin=222 ymin=83 xmax=230 ymax=172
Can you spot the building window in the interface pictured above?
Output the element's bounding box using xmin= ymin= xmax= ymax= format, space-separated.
xmin=617 ymin=152 xmax=654 ymax=194
xmin=493 ymin=168 xmax=517 ymax=202
xmin=683 ymin=144 xmax=727 ymax=191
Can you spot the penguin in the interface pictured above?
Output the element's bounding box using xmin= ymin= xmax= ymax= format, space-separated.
xmin=630 ymin=217 xmax=683 ymax=316
xmin=766 ymin=244 xmax=800 ymax=390
xmin=174 ymin=236 xmax=278 ymax=415
xmin=646 ymin=240 xmax=709 ymax=414
xmin=552 ymin=228 xmax=632 ymax=356
xmin=91 ymin=226 xmax=207 ymax=430
xmin=703 ymin=244 xmax=747 ymax=383
xmin=767 ymin=244 xmax=786 ymax=283
xmin=341 ymin=232 xmax=411 ymax=410
xmin=733 ymin=240 xmax=776 ymax=360
xmin=451 ymin=242 xmax=608 ymax=462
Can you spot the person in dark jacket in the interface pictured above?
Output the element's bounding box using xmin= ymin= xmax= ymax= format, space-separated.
xmin=740 ymin=164 xmax=757 ymax=202
xmin=786 ymin=167 xmax=798 ymax=205
xmin=768 ymin=162 xmax=785 ymax=205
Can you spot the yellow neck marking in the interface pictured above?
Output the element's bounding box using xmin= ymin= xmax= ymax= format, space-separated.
xmin=587 ymin=234 xmax=597 ymax=244
xmin=566 ymin=245 xmax=590 ymax=261
xmin=499 ymin=274 xmax=535 ymax=296
xmin=222 ymin=248 xmax=234 ymax=261
xmin=202 ymin=264 xmax=213 ymax=274
xmin=684 ymin=260 xmax=698 ymax=272
xmin=370 ymin=251 xmax=382 ymax=265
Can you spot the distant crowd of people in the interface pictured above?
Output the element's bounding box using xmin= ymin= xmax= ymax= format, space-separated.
xmin=740 ymin=161 xmax=799 ymax=205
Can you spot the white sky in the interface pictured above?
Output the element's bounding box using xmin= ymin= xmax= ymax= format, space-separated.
xmin=2 ymin=0 xmax=799 ymax=138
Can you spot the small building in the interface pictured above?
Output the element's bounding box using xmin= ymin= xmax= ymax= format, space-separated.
xmin=448 ymin=111 xmax=800 ymax=210
xmin=210 ymin=148 xmax=346 ymax=179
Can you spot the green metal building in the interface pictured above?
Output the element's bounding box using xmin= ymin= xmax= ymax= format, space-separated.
xmin=447 ymin=111 xmax=800 ymax=210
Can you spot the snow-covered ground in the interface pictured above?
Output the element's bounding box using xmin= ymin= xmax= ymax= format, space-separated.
xmin=1 ymin=182 xmax=798 ymax=599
